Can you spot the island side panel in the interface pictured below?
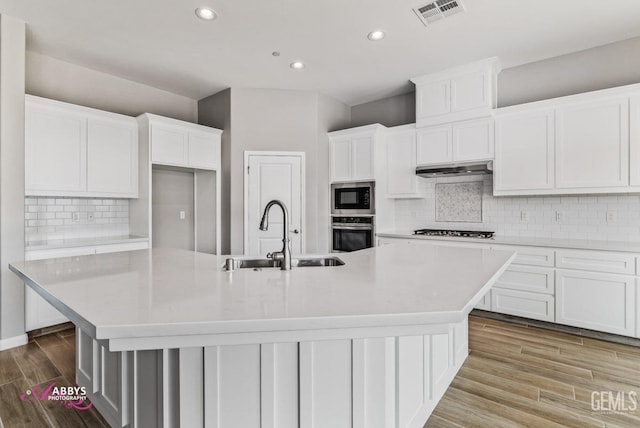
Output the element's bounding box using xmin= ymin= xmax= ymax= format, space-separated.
xmin=76 ymin=317 xmax=469 ymax=427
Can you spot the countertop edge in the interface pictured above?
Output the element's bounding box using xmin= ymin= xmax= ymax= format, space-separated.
xmin=377 ymin=232 xmax=640 ymax=253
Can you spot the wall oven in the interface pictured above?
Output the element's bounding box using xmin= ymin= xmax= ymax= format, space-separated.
xmin=331 ymin=216 xmax=374 ymax=252
xmin=331 ymin=182 xmax=374 ymax=215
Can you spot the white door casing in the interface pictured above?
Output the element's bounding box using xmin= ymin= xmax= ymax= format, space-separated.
xmin=244 ymin=152 xmax=305 ymax=257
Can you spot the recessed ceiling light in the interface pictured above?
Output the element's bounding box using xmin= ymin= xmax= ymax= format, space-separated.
xmin=290 ymin=61 xmax=305 ymax=70
xmin=195 ymin=7 xmax=217 ymax=20
xmin=367 ymin=30 xmax=386 ymax=41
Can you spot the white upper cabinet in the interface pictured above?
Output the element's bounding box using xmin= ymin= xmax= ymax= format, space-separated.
xmin=494 ymin=108 xmax=555 ymax=194
xmin=494 ymin=84 xmax=640 ymax=196
xmin=150 ymin=123 xmax=188 ymax=165
xmin=416 ymin=126 xmax=451 ymax=165
xmin=25 ymin=95 xmax=138 ymax=198
xmin=386 ymin=126 xmax=422 ymax=198
xmin=411 ymin=57 xmax=501 ymax=127
xmin=329 ymin=124 xmax=384 ymax=182
xmin=141 ymin=114 xmax=222 ymax=171
xmin=26 ymin=99 xmax=87 ymax=194
xmin=416 ymin=119 xmax=494 ymax=166
xmin=87 ymin=117 xmax=138 ymax=196
xmin=631 ymin=96 xmax=640 ymax=186
xmin=556 ymin=97 xmax=629 ymax=189
xmin=452 ymin=119 xmax=494 ymax=162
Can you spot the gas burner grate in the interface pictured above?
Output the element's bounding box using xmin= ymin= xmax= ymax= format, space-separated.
xmin=413 ymin=229 xmax=494 ymax=239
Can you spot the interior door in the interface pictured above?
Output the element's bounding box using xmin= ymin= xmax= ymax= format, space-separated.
xmin=246 ymin=153 xmax=304 ymax=256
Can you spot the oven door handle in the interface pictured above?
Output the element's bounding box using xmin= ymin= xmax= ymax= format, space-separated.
xmin=332 ymin=225 xmax=373 ymax=230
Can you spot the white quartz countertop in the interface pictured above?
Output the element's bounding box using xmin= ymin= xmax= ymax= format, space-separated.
xmin=10 ymin=245 xmax=514 ymax=341
xmin=377 ymin=231 xmax=640 ymax=253
xmin=25 ymin=235 xmax=149 ymax=251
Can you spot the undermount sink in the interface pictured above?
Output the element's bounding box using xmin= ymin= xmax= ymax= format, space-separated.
xmin=223 ymin=256 xmax=345 ymax=271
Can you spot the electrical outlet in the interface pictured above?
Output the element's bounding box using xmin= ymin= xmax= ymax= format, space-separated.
xmin=88 ymin=213 xmax=94 ymax=222
xmin=520 ymin=211 xmax=530 ymax=223
xmin=72 ymin=212 xmax=80 ymax=222
xmin=606 ymin=211 xmax=617 ymax=223
xmin=179 ymin=211 xmax=186 ymax=220
xmin=555 ymin=211 xmax=565 ymax=223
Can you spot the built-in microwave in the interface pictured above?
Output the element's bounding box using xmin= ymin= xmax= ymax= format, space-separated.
xmin=331 ymin=182 xmax=374 ymax=215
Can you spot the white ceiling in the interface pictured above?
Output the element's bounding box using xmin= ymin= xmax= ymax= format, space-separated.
xmin=2 ymin=0 xmax=640 ymax=106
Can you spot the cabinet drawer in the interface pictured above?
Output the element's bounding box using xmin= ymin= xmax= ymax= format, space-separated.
xmin=494 ymin=265 xmax=555 ymax=294
xmin=491 ymin=289 xmax=555 ymax=322
xmin=556 ymin=250 xmax=635 ymax=275
xmin=556 ymin=270 xmax=635 ymax=336
xmin=491 ymin=245 xmax=555 ymax=267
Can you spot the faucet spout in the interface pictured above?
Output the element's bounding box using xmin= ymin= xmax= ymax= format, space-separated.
xmin=259 ymin=200 xmax=292 ymax=270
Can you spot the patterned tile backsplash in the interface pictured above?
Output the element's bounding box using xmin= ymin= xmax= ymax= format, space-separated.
xmin=25 ymin=197 xmax=130 ymax=244
xmin=435 ymin=182 xmax=483 ymax=223
xmin=394 ymin=175 xmax=640 ymax=242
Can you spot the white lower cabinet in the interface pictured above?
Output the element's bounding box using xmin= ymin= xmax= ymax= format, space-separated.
xmin=556 ymin=270 xmax=636 ymax=336
xmin=475 ymin=292 xmax=491 ymax=310
xmin=491 ymin=288 xmax=555 ymax=322
xmin=377 ymin=235 xmax=640 ymax=337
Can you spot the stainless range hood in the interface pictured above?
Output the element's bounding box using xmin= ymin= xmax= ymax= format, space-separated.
xmin=416 ymin=161 xmax=493 ymax=178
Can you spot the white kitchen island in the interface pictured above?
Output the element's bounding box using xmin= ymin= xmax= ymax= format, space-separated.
xmin=10 ymin=244 xmax=514 ymax=428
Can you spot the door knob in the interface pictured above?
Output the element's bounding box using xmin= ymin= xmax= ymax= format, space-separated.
xmin=292 ymin=229 xmax=300 ymax=234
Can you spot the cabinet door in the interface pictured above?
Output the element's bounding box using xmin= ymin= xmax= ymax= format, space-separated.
xmin=151 ymin=123 xmax=188 ymax=166
xmin=25 ymin=101 xmax=87 ymax=194
xmin=87 ymin=117 xmax=138 ymax=196
xmin=351 ymin=134 xmax=375 ymax=180
xmin=188 ymin=131 xmax=220 ymax=170
xmin=416 ymin=126 xmax=452 ymax=165
xmin=386 ymin=130 xmax=419 ymax=196
xmin=450 ymin=72 xmax=487 ymax=113
xmin=330 ymin=137 xmax=352 ymax=182
xmin=556 ymin=97 xmax=629 ymax=189
xmin=452 ymin=119 xmax=494 ymax=162
xmin=416 ymin=79 xmax=450 ymax=119
xmin=556 ymin=270 xmax=635 ymax=336
xmin=630 ymin=96 xmax=640 ymax=186
xmin=494 ymin=109 xmax=555 ymax=193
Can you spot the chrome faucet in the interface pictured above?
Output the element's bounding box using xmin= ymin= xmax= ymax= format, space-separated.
xmin=259 ymin=200 xmax=292 ymax=270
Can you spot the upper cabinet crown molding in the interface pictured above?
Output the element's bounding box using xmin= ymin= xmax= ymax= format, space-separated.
xmin=137 ymin=113 xmax=222 ymax=171
xmin=411 ymin=57 xmax=501 ymax=128
xmin=25 ymin=95 xmax=138 ymax=198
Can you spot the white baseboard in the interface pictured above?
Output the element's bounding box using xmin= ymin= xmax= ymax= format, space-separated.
xmin=0 ymin=333 xmax=28 ymax=350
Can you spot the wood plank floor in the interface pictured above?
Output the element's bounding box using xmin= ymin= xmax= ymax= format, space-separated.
xmin=426 ymin=315 xmax=640 ymax=428
xmin=0 ymin=327 xmax=108 ymax=427
xmin=1 ymin=316 xmax=639 ymax=427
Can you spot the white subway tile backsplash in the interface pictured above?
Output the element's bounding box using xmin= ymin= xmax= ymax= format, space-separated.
xmin=24 ymin=197 xmax=130 ymax=244
xmin=394 ymin=176 xmax=640 ymax=242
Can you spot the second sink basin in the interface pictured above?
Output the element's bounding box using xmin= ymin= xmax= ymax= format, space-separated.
xmin=224 ymin=256 xmax=345 ymax=271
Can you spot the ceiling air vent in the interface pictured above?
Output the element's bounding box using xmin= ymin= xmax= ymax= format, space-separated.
xmin=413 ymin=0 xmax=465 ymax=26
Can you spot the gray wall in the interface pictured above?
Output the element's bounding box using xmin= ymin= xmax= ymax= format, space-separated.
xmin=350 ymin=92 xmax=415 ymax=128
xmin=0 ymin=15 xmax=26 ymax=344
xmin=498 ymin=36 xmax=640 ymax=107
xmin=198 ymin=89 xmax=350 ymax=254
xmin=26 ymin=52 xmax=197 ymax=122
xmin=152 ymin=168 xmax=195 ymax=251
xmin=351 ymin=35 xmax=640 ymax=126
xmin=198 ymin=89 xmax=231 ymax=253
